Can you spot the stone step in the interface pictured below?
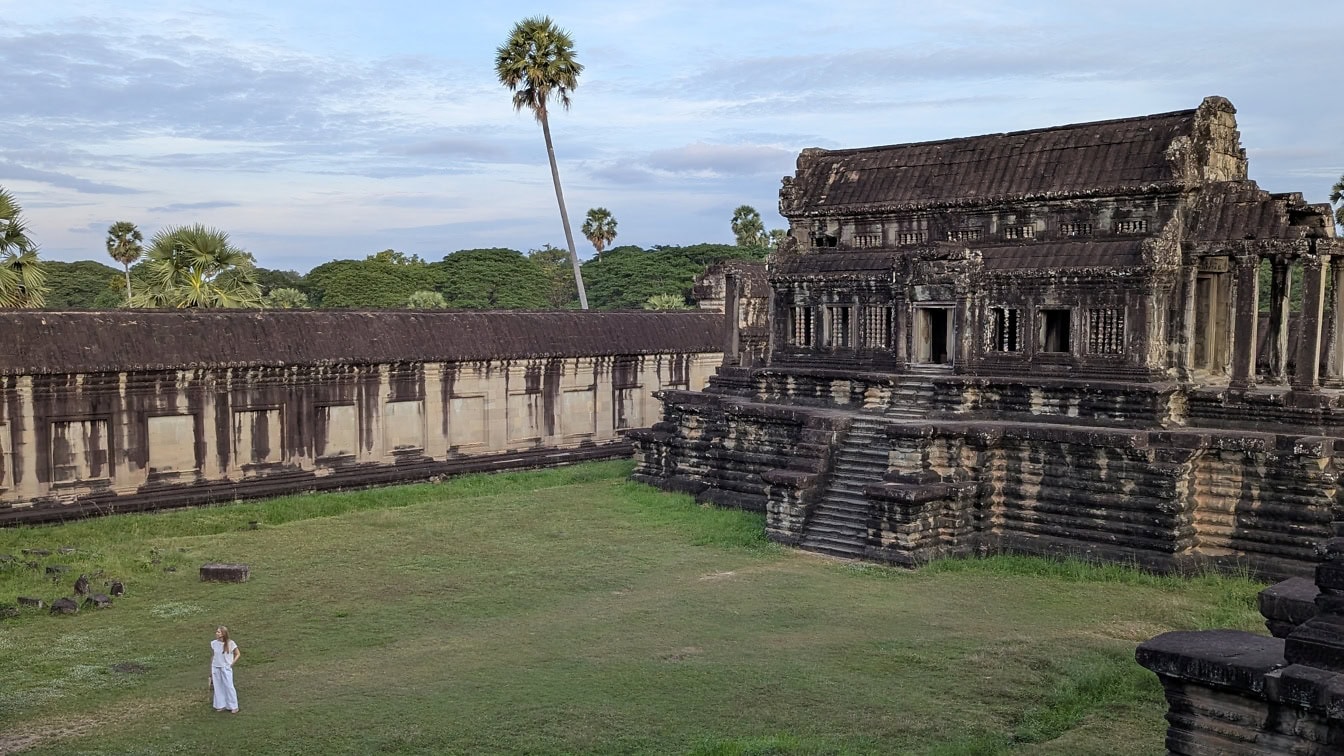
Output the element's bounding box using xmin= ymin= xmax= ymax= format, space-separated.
xmin=806 ymin=519 xmax=868 ymax=538
xmin=812 ymin=498 xmax=869 ymax=515
xmin=811 ymin=503 xmax=868 ymax=520
xmin=798 ymin=538 xmax=866 ymax=560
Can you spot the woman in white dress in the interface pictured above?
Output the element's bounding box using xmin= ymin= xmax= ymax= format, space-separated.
xmin=210 ymin=625 xmax=241 ymax=713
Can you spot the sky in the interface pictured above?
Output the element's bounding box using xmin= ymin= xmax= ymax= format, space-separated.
xmin=1 ymin=0 xmax=1339 ymax=273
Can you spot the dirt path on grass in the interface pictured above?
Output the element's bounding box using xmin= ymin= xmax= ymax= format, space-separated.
xmin=0 ymin=697 xmax=193 ymax=754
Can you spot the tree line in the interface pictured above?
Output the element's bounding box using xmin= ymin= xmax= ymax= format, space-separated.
xmin=36 ymin=240 xmax=768 ymax=311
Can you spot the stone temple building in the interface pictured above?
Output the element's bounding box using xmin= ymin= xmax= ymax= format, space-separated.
xmin=632 ymin=96 xmax=1343 ymax=580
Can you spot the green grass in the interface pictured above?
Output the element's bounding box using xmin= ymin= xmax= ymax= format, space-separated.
xmin=0 ymin=460 xmax=1265 ymax=754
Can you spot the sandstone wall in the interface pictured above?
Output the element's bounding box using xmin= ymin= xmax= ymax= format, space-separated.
xmin=0 ymin=311 xmax=723 ymax=523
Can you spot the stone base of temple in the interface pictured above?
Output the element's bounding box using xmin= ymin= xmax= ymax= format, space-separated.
xmin=630 ymin=371 xmax=1344 ymax=578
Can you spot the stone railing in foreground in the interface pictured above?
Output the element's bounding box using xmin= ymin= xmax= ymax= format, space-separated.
xmin=1138 ymin=539 xmax=1344 ymax=753
xmin=0 ymin=310 xmax=723 ymax=524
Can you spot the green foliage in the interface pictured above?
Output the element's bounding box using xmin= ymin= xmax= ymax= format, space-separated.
xmin=41 ymin=260 xmax=123 ymax=309
xmin=1331 ymin=174 xmax=1344 ymax=230
xmin=529 ymin=244 xmax=579 ymax=307
xmin=406 ymin=289 xmax=448 ymax=309
xmin=305 ymin=259 xmax=446 ymax=308
xmin=495 ymin=16 xmax=583 ymax=121
xmin=261 ymin=286 xmax=310 ymax=309
xmin=253 ymin=267 xmax=307 ymax=296
xmin=131 ymin=225 xmax=262 ymax=308
xmin=366 ymin=248 xmax=425 ymax=266
xmin=1257 ymin=258 xmax=1305 ymax=313
xmin=731 ymin=204 xmax=766 ymax=247
xmin=644 ymin=292 xmax=690 ymax=310
xmin=496 ymin=15 xmax=589 ymax=310
xmin=104 ymin=221 xmax=143 ymax=305
xmin=581 ymin=207 xmax=618 ymax=258
xmin=0 ymin=187 xmax=47 ymax=308
xmin=582 ymin=243 xmax=766 ymax=309
xmin=437 ymin=248 xmax=552 ymax=308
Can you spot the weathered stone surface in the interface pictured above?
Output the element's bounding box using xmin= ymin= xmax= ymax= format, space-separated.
xmin=0 ymin=312 xmax=725 ymax=525
xmin=635 ymin=96 xmax=1342 ymax=580
xmin=17 ymin=596 xmax=43 ymax=608
xmin=1259 ymin=577 xmax=1319 ymax=638
xmin=200 ymin=563 xmax=249 ymax=583
xmin=84 ymin=594 xmax=112 ymax=609
xmin=45 ymin=565 xmax=69 ymax=576
xmin=22 ymin=548 xmax=50 ymax=557
xmin=0 ymin=604 xmax=18 ymax=619
xmin=49 ymin=597 xmax=79 ymax=615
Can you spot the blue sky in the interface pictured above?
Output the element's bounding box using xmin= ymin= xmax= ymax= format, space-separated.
xmin=2 ymin=0 xmax=1339 ymax=272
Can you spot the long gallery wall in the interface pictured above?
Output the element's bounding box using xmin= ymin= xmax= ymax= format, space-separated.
xmin=0 ymin=310 xmax=723 ymax=523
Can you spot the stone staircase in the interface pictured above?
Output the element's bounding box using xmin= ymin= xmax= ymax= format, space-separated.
xmin=886 ymin=376 xmax=937 ymax=420
xmin=799 ymin=414 xmax=891 ymax=559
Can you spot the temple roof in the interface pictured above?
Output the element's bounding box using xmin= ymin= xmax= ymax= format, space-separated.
xmin=0 ymin=310 xmax=724 ymax=375
xmin=782 ymin=97 xmax=1240 ymax=217
xmin=978 ymin=239 xmax=1146 ymax=270
xmin=1185 ymin=181 xmax=1332 ymax=241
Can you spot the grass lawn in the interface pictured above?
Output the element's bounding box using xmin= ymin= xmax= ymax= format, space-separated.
xmin=0 ymin=460 xmax=1263 ymax=755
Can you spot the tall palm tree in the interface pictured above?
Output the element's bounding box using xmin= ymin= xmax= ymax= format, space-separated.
xmin=131 ymin=225 xmax=262 ymax=309
xmin=0 ymin=187 xmax=47 ymax=308
xmin=1331 ymin=173 xmax=1344 ymax=231
xmin=731 ymin=205 xmax=766 ymax=247
xmin=496 ymin=16 xmax=589 ymax=309
xmin=105 ymin=221 xmax=144 ymax=306
xmin=581 ymin=207 xmax=617 ymax=262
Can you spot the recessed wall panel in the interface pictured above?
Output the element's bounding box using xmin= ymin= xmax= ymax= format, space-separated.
xmin=383 ymin=400 xmax=425 ymax=451
xmin=318 ymin=404 xmax=358 ymax=458
xmin=233 ymin=409 xmax=282 ymax=466
xmin=561 ymin=388 xmax=595 ymax=438
xmin=50 ymin=419 xmax=110 ymax=483
xmin=448 ymin=396 xmax=486 ymax=447
xmin=147 ymin=415 xmax=199 ymax=474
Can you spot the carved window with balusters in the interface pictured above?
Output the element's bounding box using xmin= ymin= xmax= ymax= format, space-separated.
xmin=986 ymin=307 xmax=1022 ymax=352
xmin=862 ymin=306 xmax=893 ymax=349
xmin=1087 ymin=308 xmax=1125 ymax=355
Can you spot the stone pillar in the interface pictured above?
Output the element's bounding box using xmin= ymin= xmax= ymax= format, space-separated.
xmin=1268 ymin=258 xmax=1292 ymax=382
xmin=1327 ymin=258 xmax=1344 ymax=382
xmin=954 ymin=292 xmax=974 ymax=372
xmin=1176 ymin=264 xmax=1198 ymax=378
xmin=1229 ymin=254 xmax=1260 ymax=390
xmin=1293 ymin=254 xmax=1328 ymax=390
xmin=722 ymin=271 xmax=741 ymax=367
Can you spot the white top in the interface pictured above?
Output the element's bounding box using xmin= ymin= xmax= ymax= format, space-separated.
xmin=210 ymin=639 xmax=238 ymax=668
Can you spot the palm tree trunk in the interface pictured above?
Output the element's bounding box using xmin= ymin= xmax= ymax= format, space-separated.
xmin=539 ymin=108 xmax=588 ymax=310
xmin=122 ymin=264 xmax=133 ymax=307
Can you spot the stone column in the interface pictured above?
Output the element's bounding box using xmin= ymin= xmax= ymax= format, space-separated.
xmin=1268 ymin=258 xmax=1292 ymax=382
xmin=722 ymin=271 xmax=741 ymax=367
xmin=1326 ymin=258 xmax=1344 ymax=382
xmin=1293 ymin=254 xmax=1328 ymax=390
xmin=954 ymin=292 xmax=974 ymax=372
xmin=1176 ymin=264 xmax=1198 ymax=378
xmin=1229 ymin=254 xmax=1260 ymax=390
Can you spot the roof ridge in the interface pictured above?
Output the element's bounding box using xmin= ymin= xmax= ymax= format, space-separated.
xmin=805 ymin=107 xmax=1198 ymax=158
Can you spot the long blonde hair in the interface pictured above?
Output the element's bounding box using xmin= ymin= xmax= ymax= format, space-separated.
xmin=216 ymin=626 xmax=232 ymax=653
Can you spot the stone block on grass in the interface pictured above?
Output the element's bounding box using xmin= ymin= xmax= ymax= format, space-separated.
xmin=200 ymin=563 xmax=249 ymax=583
